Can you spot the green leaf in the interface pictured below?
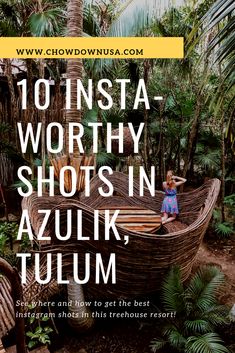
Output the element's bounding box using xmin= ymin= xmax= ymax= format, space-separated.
xmin=215 ymin=222 xmax=234 ymax=238
xmin=41 ymin=316 xmax=50 ymax=322
xmin=186 ymin=332 xmax=229 ymax=353
xmin=28 ymin=340 xmax=37 ymax=349
xmin=161 ymin=266 xmax=185 ymax=313
xmin=96 ymin=151 xmax=117 ymax=168
xmin=35 ymin=326 xmax=43 ymax=334
xmin=29 ymin=316 xmax=36 ymax=324
xmin=44 ymin=326 xmax=53 ymax=333
xmin=28 ymin=8 xmax=65 ymax=37
xmin=28 ymin=302 xmax=37 ymax=310
xmin=202 ymin=305 xmax=230 ymax=326
xmin=39 ymin=333 xmax=51 ymax=345
xmin=184 ymin=319 xmax=212 ymax=334
xmin=107 ymin=0 xmax=177 ymax=37
xmin=185 ymin=266 xmax=225 ymax=313
xmin=164 ymin=325 xmax=186 ymax=350
xmin=224 ymin=194 xmax=235 ymax=207
xmin=150 ymin=338 xmax=167 ymax=352
xmin=187 ymin=0 xmax=235 ymax=149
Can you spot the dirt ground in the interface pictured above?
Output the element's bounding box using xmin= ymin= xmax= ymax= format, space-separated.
xmin=195 ymin=239 xmax=235 ymax=305
xmin=54 ymin=237 xmax=235 ymax=353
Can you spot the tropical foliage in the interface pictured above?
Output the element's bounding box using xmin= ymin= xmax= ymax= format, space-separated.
xmin=201 ymin=0 xmax=235 ymax=96
xmin=192 ymin=0 xmax=235 ymax=151
xmin=0 ymin=0 xmax=234 ymax=350
xmin=150 ymin=266 xmax=230 ymax=353
xmin=0 ymin=0 xmax=234 ymax=221
xmin=26 ymin=303 xmax=54 ymax=349
xmin=0 ymin=0 xmax=65 ymax=37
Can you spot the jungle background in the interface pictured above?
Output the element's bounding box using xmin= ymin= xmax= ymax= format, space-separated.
xmin=0 ymin=0 xmax=234 ymax=352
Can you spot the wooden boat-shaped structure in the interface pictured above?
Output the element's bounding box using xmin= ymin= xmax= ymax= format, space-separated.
xmin=23 ymin=172 xmax=220 ymax=298
xmin=0 ymin=172 xmax=220 ymax=344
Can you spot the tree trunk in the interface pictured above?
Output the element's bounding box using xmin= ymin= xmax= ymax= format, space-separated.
xmin=54 ymin=78 xmax=62 ymax=124
xmin=25 ymin=59 xmax=35 ymax=123
xmin=221 ymin=112 xmax=225 ymax=222
xmin=181 ymin=97 xmax=202 ymax=191
xmin=143 ymin=60 xmax=151 ymax=172
xmin=143 ymin=107 xmax=149 ymax=171
xmin=217 ymin=29 xmax=225 ymax=222
xmin=156 ymin=97 xmax=166 ymax=186
xmin=67 ymin=276 xmax=94 ymax=332
xmin=3 ymin=59 xmax=18 ymax=142
xmin=65 ymin=0 xmax=83 ymax=157
xmin=39 ymin=59 xmax=46 ymax=192
xmin=65 ymin=0 xmax=93 ymax=332
xmin=189 ymin=121 xmax=200 ymax=179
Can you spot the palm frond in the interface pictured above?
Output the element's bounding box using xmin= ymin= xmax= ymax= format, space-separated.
xmin=202 ymin=305 xmax=230 ymax=327
xmin=195 ymin=150 xmax=220 ymax=170
xmin=83 ymin=3 xmax=100 ymax=36
xmin=186 ymin=332 xmax=229 ymax=353
xmin=187 ymin=0 xmax=235 ymax=152
xmin=107 ymin=0 xmax=184 ymax=37
xmin=224 ymin=193 xmax=235 ymax=206
xmin=215 ymin=222 xmax=234 ymax=238
xmin=203 ymin=0 xmax=235 ymax=96
xmin=164 ymin=325 xmax=186 ymax=350
xmin=120 ymin=61 xmax=140 ymax=87
xmin=96 ymin=151 xmax=117 ymax=168
xmin=212 ymin=208 xmax=221 ymax=222
xmin=161 ymin=266 xmax=185 ymax=313
xmin=165 ymin=95 xmax=177 ymax=111
xmin=82 ymin=108 xmax=99 ymax=144
xmin=184 ymin=319 xmax=213 ymax=334
xmin=204 ymin=0 xmax=234 ymax=31
xmin=185 ymin=266 xmax=225 ymax=313
xmin=0 ymin=0 xmax=21 ymax=35
xmin=28 ymin=8 xmax=65 ymax=37
xmin=225 ymin=107 xmax=235 ymax=152
xmin=150 ymin=337 xmax=167 ymax=352
xmin=102 ymin=108 xmax=125 ymax=127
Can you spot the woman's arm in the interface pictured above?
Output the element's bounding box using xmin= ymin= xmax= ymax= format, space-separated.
xmin=173 ymin=176 xmax=186 ymax=186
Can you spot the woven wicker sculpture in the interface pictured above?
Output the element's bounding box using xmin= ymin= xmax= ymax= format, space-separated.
xmin=0 ymin=172 xmax=220 ymax=340
xmin=23 ymin=172 xmax=220 ymax=298
xmin=0 ymin=267 xmax=59 ymax=340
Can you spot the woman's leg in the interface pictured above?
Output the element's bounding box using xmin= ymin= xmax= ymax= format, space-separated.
xmin=162 ymin=213 xmax=176 ymax=224
xmin=161 ymin=212 xmax=168 ymax=223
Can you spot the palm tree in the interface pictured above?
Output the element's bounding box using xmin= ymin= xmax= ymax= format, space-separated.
xmin=51 ymin=0 xmax=96 ymax=193
xmin=196 ymin=0 xmax=235 ymax=219
xmin=61 ymin=0 xmax=94 ymax=333
xmin=202 ymin=0 xmax=235 ymax=97
xmin=82 ymin=0 xmax=187 ymax=172
xmin=188 ymin=0 xmax=235 ymax=151
xmin=0 ymin=0 xmax=65 ymax=183
xmin=106 ymin=0 xmax=184 ymax=37
xmin=65 ymin=0 xmax=83 ymax=157
xmin=150 ymin=266 xmax=230 ymax=353
xmin=64 ymin=0 xmax=186 ymax=331
xmin=30 ymin=0 xmax=65 ymax=189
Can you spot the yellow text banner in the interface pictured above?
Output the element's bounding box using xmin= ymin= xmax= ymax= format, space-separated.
xmin=0 ymin=37 xmax=184 ymax=59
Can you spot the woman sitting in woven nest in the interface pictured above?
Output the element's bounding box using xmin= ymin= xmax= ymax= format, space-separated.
xmin=161 ymin=170 xmax=186 ymax=224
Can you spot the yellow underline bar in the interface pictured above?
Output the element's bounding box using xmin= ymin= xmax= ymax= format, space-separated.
xmin=0 ymin=37 xmax=184 ymax=59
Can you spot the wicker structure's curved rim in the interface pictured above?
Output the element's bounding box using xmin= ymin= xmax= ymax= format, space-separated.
xmin=22 ymin=172 xmax=221 ymax=245
xmin=81 ymin=172 xmax=221 ymax=238
xmin=0 ymin=173 xmax=221 ymax=339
